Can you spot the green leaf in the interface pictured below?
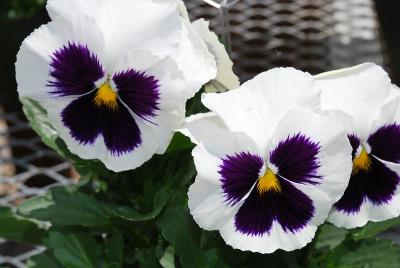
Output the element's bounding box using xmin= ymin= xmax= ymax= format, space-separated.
xmin=350 ymin=217 xmax=400 ymax=241
xmin=109 ymin=190 xmax=170 ymax=222
xmin=316 ymin=223 xmax=349 ymax=250
xmin=166 ymin=132 xmax=194 ymax=154
xmin=185 ymin=91 xmax=208 ymax=116
xmin=18 ymin=186 xmax=109 ymax=227
xmin=157 ymin=207 xmax=205 ymax=268
xmin=20 ymin=97 xmax=110 ymax=176
xmin=135 ymin=247 xmax=162 ymax=268
xmin=326 ymin=238 xmax=400 ymax=268
xmin=45 ymin=231 xmax=101 ymax=268
xmin=27 ymin=251 xmax=64 ymax=268
xmin=104 ymin=234 xmax=124 ymax=268
xmin=0 ymin=206 xmax=45 ymax=244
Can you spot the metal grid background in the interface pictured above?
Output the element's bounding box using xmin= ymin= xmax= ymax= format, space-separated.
xmin=187 ymin=0 xmax=385 ymax=81
xmin=0 ymin=0 xmax=386 ymax=267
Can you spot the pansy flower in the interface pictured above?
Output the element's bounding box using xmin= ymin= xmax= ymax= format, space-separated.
xmin=316 ymin=63 xmax=400 ymax=228
xmin=16 ymin=0 xmax=217 ymax=171
xmin=182 ymin=68 xmax=352 ymax=253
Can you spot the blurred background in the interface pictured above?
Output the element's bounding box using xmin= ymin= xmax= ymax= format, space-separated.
xmin=0 ymin=0 xmax=399 ymax=267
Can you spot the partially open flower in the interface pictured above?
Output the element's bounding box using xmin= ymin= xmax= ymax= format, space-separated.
xmin=191 ymin=19 xmax=240 ymax=92
xmin=172 ymin=1 xmax=240 ymax=92
xmin=316 ymin=63 xmax=400 ymax=228
xmin=16 ymin=0 xmax=217 ymax=171
xmin=183 ymin=68 xmax=352 ymax=253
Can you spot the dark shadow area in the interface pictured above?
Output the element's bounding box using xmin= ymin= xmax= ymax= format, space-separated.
xmin=374 ymin=0 xmax=400 ymax=85
xmin=0 ymin=7 xmax=49 ymax=111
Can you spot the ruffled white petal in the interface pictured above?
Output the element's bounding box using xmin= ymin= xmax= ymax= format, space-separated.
xmin=174 ymin=0 xmax=190 ymax=20
xmin=192 ymin=19 xmax=240 ymax=92
xmin=370 ymin=97 xmax=400 ymax=135
xmin=202 ymin=68 xmax=320 ymax=151
xmin=182 ymin=113 xmax=261 ymax=157
xmin=316 ymin=63 xmax=392 ymax=139
xmin=171 ymin=20 xmax=217 ymax=99
xmin=16 ymin=15 xmax=106 ymax=103
xmin=188 ymin=146 xmax=245 ymax=230
xmin=186 ymin=115 xmax=261 ymax=231
xmin=46 ymin=0 xmax=108 ymax=20
xmin=96 ymin=0 xmax=183 ymax=71
xmin=329 ymin=195 xmax=400 ymax=229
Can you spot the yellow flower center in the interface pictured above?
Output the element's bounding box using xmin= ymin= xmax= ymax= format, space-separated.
xmin=94 ymin=81 xmax=118 ymax=110
xmin=352 ymin=148 xmax=372 ymax=174
xmin=257 ymin=168 xmax=281 ymax=194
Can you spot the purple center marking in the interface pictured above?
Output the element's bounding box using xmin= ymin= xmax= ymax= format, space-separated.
xmin=219 ymin=133 xmax=319 ymax=236
xmin=47 ymin=42 xmax=161 ymax=156
xmin=335 ymin=128 xmax=400 ymax=214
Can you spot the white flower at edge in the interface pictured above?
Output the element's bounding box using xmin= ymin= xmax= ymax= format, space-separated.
xmin=181 ymin=68 xmax=352 ymax=253
xmin=316 ymin=63 xmax=400 ymax=228
xmin=174 ymin=0 xmax=240 ymax=92
xmin=192 ymin=19 xmax=240 ymax=93
xmin=16 ymin=0 xmax=217 ymax=172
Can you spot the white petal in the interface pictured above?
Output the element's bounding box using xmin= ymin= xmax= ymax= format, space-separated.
xmin=95 ymin=0 xmax=182 ymax=71
xmin=329 ymin=197 xmax=400 ymax=229
xmin=321 ymin=110 xmax=358 ymax=135
xmin=271 ymin=108 xmax=353 ymax=202
xmin=171 ymin=20 xmax=217 ymax=99
xmin=188 ymin=146 xmax=243 ymax=230
xmin=174 ymin=0 xmax=190 ymax=20
xmin=202 ymin=68 xmax=320 ymax=151
xmin=16 ymin=15 xmax=106 ymax=104
xmin=316 ymin=63 xmax=392 ymax=138
xmin=181 ymin=113 xmax=261 ymax=157
xmin=370 ymin=97 xmax=400 ymax=135
xmin=46 ymin=0 xmax=108 ymax=19
xmin=192 ymin=19 xmax=240 ymax=92
xmin=328 ymin=157 xmax=400 ymax=228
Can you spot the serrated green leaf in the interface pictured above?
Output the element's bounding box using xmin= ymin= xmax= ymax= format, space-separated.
xmin=157 ymin=207 xmax=205 ymax=268
xmin=27 ymin=251 xmax=64 ymax=268
xmin=0 ymin=206 xmax=45 ymax=244
xmin=17 ymin=186 xmax=109 ymax=227
xmin=326 ymin=238 xmax=400 ymax=268
xmin=316 ymin=223 xmax=348 ymax=250
xmin=350 ymin=217 xmax=400 ymax=241
xmin=45 ymin=231 xmax=101 ymax=268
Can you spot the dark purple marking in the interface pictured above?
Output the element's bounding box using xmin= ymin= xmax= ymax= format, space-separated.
xmin=113 ymin=69 xmax=160 ymax=121
xmin=234 ymin=179 xmax=314 ymax=236
xmin=270 ymin=133 xmax=321 ymax=185
xmin=61 ymin=91 xmax=142 ymax=156
xmin=368 ymin=124 xmax=400 ymax=163
xmin=219 ymin=152 xmax=263 ymax=206
xmin=48 ymin=42 xmax=105 ymax=96
xmin=334 ymin=157 xmax=399 ymax=213
xmin=348 ymin=134 xmax=361 ymax=159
